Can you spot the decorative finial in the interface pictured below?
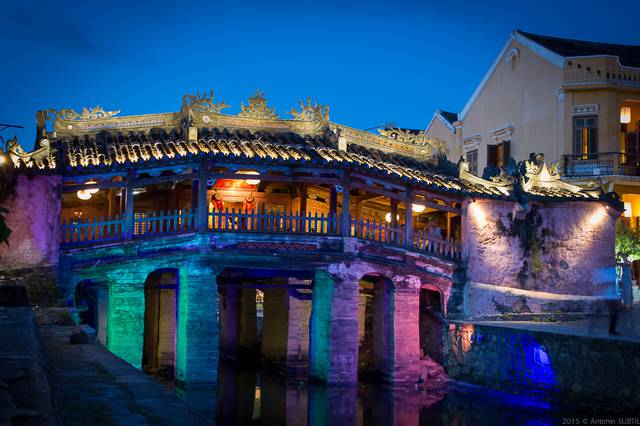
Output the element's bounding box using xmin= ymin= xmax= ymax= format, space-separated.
xmin=238 ymin=90 xmax=278 ymax=119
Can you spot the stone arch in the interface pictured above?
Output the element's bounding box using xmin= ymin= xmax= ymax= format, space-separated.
xmin=142 ymin=267 xmax=179 ymax=378
xmin=72 ymin=277 xmax=110 ymax=343
xmin=357 ymin=272 xmax=393 ymax=380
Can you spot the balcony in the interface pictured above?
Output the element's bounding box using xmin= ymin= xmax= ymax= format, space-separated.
xmin=561 ymin=152 xmax=640 ymax=178
xmin=60 ymin=208 xmax=462 ymax=261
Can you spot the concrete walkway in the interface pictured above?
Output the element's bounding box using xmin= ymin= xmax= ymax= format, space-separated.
xmin=40 ymin=326 xmax=211 ymax=426
xmin=472 ymin=305 xmax=640 ymax=343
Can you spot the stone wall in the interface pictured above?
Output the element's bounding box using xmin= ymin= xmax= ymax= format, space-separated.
xmin=442 ymin=321 xmax=640 ymax=412
xmin=0 ymin=307 xmax=57 ymax=425
xmin=0 ymin=175 xmax=61 ymax=270
xmin=462 ymin=199 xmax=616 ymax=315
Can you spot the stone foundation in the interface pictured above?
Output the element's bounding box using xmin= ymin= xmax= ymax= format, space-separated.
xmin=442 ymin=321 xmax=640 ymax=412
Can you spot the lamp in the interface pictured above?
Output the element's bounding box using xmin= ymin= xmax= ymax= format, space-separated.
xmin=621 ymin=107 xmax=631 ymax=124
xmin=77 ymin=190 xmax=92 ymax=201
xmin=238 ymin=170 xmax=260 ymax=186
xmin=85 ymin=180 xmax=99 ymax=194
xmin=385 ymin=212 xmax=400 ymax=223
xmin=411 ymin=203 xmax=426 ymax=213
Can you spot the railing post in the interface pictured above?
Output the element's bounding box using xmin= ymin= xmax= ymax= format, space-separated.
xmin=197 ymin=159 xmax=209 ymax=231
xmin=404 ymin=188 xmax=413 ymax=249
xmin=123 ymin=169 xmax=135 ymax=240
xmin=341 ymin=177 xmax=351 ymax=237
xmin=390 ymin=199 xmax=398 ymax=244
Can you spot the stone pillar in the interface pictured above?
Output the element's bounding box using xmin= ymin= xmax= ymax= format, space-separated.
xmin=386 ymin=282 xmax=421 ymax=384
xmin=372 ymin=278 xmax=393 ymax=376
xmin=105 ymin=267 xmax=148 ymax=368
xmin=95 ymin=284 xmax=110 ymax=345
xmin=219 ymin=287 xmax=240 ymax=358
xmin=287 ymin=280 xmax=311 ymax=371
xmin=239 ymin=287 xmax=258 ymax=358
xmin=262 ymin=287 xmax=289 ymax=365
xmin=309 ymin=270 xmax=359 ymax=385
xmin=176 ymin=262 xmax=219 ymax=386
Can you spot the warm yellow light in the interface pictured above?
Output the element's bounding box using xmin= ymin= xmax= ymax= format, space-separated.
xmin=0 ymin=155 xmax=5 ymax=165
xmin=238 ymin=170 xmax=260 ymax=186
xmin=412 ymin=203 xmax=426 ymax=213
xmin=77 ymin=190 xmax=92 ymax=201
xmin=468 ymin=201 xmax=488 ymax=226
xmin=85 ymin=180 xmax=99 ymax=194
xmin=624 ymin=202 xmax=632 ymax=218
xmin=620 ymin=107 xmax=631 ymax=124
xmin=385 ymin=212 xmax=400 ymax=223
xmin=587 ymin=205 xmax=608 ymax=226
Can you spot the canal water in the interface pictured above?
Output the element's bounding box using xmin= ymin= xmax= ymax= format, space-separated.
xmin=174 ymin=360 xmax=586 ymax=425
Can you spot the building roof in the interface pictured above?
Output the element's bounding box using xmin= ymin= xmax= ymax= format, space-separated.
xmin=438 ymin=111 xmax=458 ymax=126
xmin=5 ymin=91 xmax=609 ymax=204
xmin=517 ymin=30 xmax=640 ymax=68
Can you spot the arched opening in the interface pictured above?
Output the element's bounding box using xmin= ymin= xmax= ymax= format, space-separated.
xmin=419 ymin=287 xmax=443 ymax=364
xmin=74 ymin=280 xmax=98 ymax=329
xmin=142 ymin=268 xmax=178 ymax=379
xmin=358 ymin=273 xmax=392 ymax=380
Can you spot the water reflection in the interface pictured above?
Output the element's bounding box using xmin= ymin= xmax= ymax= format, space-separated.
xmin=178 ymin=360 xmax=567 ymax=425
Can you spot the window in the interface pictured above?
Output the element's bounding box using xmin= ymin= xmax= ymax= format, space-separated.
xmin=574 ymin=116 xmax=597 ymax=158
xmin=487 ymin=141 xmax=510 ymax=168
xmin=466 ymin=149 xmax=478 ymax=176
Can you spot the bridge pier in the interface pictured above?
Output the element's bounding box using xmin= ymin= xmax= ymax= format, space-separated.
xmin=309 ymin=270 xmax=359 ymax=385
xmin=386 ymin=286 xmax=422 ymax=383
xmin=105 ymin=268 xmax=148 ymax=369
xmin=175 ymin=263 xmax=219 ymax=387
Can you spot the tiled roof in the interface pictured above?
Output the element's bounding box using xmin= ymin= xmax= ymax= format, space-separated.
xmin=46 ymin=126 xmax=606 ymax=202
xmin=518 ymin=30 xmax=640 ymax=68
xmin=439 ymin=111 xmax=458 ymax=126
xmin=53 ymin=127 xmax=508 ymax=198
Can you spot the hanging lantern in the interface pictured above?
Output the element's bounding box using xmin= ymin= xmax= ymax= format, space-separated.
xmin=411 ymin=203 xmax=426 ymax=213
xmin=77 ymin=190 xmax=92 ymax=200
xmin=85 ymin=180 xmax=99 ymax=194
xmin=620 ymin=107 xmax=631 ymax=124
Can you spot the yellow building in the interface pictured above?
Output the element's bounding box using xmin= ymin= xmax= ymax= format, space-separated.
xmin=426 ymin=30 xmax=640 ymax=219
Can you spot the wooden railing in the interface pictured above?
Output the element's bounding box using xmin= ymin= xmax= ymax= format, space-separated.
xmin=134 ymin=209 xmax=196 ymax=236
xmin=351 ymin=217 xmax=402 ymax=245
xmin=60 ymin=208 xmax=461 ymax=261
xmin=209 ymin=209 xmax=338 ymax=235
xmin=61 ymin=215 xmax=123 ymax=244
xmin=413 ymin=230 xmax=461 ymax=260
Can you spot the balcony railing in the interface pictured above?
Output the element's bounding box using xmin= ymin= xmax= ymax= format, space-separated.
xmin=60 ymin=208 xmax=461 ymax=261
xmin=561 ymin=152 xmax=640 ymax=178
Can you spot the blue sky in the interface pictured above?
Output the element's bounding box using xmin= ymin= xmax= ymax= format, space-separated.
xmin=1 ymin=0 xmax=639 ymax=149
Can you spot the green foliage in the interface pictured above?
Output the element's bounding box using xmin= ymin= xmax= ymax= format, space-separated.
xmin=0 ymin=163 xmax=17 ymax=246
xmin=615 ymin=221 xmax=640 ymax=261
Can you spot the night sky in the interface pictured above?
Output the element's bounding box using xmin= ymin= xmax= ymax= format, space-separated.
xmin=1 ymin=0 xmax=639 ymax=149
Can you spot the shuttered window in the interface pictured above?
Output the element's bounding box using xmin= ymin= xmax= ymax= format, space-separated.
xmin=466 ymin=149 xmax=478 ymax=176
xmin=487 ymin=141 xmax=510 ymax=168
xmin=573 ymin=116 xmax=597 ymax=158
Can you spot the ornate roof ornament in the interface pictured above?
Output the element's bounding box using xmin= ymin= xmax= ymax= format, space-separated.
xmin=521 ymin=154 xmax=589 ymax=195
xmin=181 ymin=91 xmax=230 ymax=116
xmin=378 ymin=127 xmax=446 ymax=154
xmin=48 ymin=106 xmax=121 ymax=132
xmin=238 ymin=90 xmax=278 ymax=120
xmin=6 ymin=137 xmax=56 ymax=169
xmin=458 ymin=159 xmax=512 ymax=196
xmin=289 ymin=98 xmax=329 ymax=122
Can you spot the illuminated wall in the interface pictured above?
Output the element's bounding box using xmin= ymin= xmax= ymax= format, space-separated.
xmin=463 ymin=199 xmax=616 ymax=299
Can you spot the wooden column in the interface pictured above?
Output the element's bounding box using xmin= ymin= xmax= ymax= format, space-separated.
xmin=299 ymin=185 xmax=308 ymax=216
xmin=123 ymin=170 xmax=135 ymax=240
xmin=390 ymin=198 xmax=399 ymax=244
xmin=341 ymin=179 xmax=351 ymax=237
xmin=329 ymin=185 xmax=338 ymax=217
xmin=404 ymin=188 xmax=413 ymax=249
xmin=197 ymin=160 xmax=209 ymax=231
xmin=446 ymin=211 xmax=452 ymax=240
